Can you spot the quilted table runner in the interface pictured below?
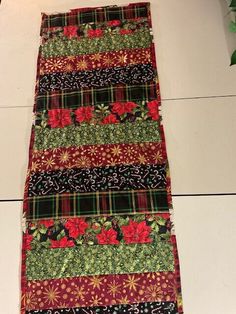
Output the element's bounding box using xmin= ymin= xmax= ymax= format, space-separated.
xmin=20 ymin=2 xmax=183 ymax=314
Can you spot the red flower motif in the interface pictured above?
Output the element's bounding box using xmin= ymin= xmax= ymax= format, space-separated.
xmin=51 ymin=237 xmax=75 ymax=248
xmin=96 ymin=228 xmax=119 ymax=245
xmin=111 ymin=102 xmax=126 ymax=115
xmin=102 ymin=114 xmax=119 ymax=124
xmin=119 ymin=29 xmax=133 ymax=35
xmin=111 ymin=102 xmax=137 ymax=115
xmin=147 ymin=100 xmax=160 ymax=121
xmin=63 ymin=26 xmax=78 ymax=38
xmin=124 ymin=101 xmax=137 ymax=113
xmin=39 ymin=219 xmax=54 ymax=228
xmin=24 ymin=233 xmax=33 ymax=250
xmin=65 ymin=218 xmax=88 ymax=238
xmin=87 ymin=29 xmax=103 ymax=38
xmin=48 ymin=109 xmax=72 ymax=128
xmin=121 ymin=220 xmax=152 ymax=244
xmin=75 ymin=106 xmax=94 ymax=123
xmin=107 ymin=20 xmax=121 ymax=27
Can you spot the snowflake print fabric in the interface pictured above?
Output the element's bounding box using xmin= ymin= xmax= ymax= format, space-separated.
xmin=39 ymin=48 xmax=153 ymax=75
xmin=21 ymin=3 xmax=183 ymax=314
xmin=30 ymin=142 xmax=167 ymax=172
xmin=25 ymin=273 xmax=177 ymax=310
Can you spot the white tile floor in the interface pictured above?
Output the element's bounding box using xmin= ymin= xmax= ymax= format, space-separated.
xmin=0 ymin=0 xmax=236 ymax=313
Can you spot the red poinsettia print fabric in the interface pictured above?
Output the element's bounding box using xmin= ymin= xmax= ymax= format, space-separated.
xmin=34 ymin=99 xmax=160 ymax=128
xmin=23 ymin=213 xmax=172 ymax=250
xmin=20 ymin=2 xmax=184 ymax=314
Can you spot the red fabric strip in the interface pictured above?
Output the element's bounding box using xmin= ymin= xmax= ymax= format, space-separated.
xmin=39 ymin=48 xmax=152 ymax=75
xmin=24 ymin=271 xmax=177 ymax=311
xmin=30 ymin=142 xmax=167 ymax=173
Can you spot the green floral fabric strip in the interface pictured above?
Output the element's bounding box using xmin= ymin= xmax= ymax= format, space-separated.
xmin=40 ymin=28 xmax=152 ymax=58
xmin=26 ymin=239 xmax=174 ymax=280
xmin=34 ymin=121 xmax=161 ymax=150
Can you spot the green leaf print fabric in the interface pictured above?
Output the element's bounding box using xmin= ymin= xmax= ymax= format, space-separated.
xmin=34 ymin=121 xmax=161 ymax=150
xmin=26 ymin=239 xmax=174 ymax=280
xmin=41 ymin=29 xmax=152 ymax=58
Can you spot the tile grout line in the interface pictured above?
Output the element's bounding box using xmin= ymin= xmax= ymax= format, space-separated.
xmin=0 ymin=94 xmax=236 ymax=109
xmin=1 ymin=193 xmax=236 ymax=202
xmin=162 ymin=94 xmax=236 ymax=101
xmin=173 ymin=193 xmax=236 ymax=197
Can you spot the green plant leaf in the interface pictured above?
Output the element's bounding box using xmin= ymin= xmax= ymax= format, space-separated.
xmin=135 ymin=214 xmax=145 ymax=222
xmin=229 ymin=0 xmax=236 ymax=7
xmin=160 ymin=232 xmax=171 ymax=240
xmin=230 ymin=50 xmax=236 ymax=65
xmin=93 ymin=228 xmax=101 ymax=234
xmin=154 ymin=225 xmax=160 ymax=233
xmin=229 ymin=21 xmax=236 ymax=32
xmin=57 ymin=229 xmax=65 ymax=240
xmin=39 ymin=227 xmax=47 ymax=234
xmin=33 ymin=230 xmax=39 ymax=237
xmin=157 ymin=217 xmax=166 ymax=226
xmin=104 ymin=221 xmax=112 ymax=229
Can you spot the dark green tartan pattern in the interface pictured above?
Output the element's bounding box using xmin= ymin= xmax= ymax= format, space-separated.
xmin=35 ymin=83 xmax=159 ymax=112
xmin=24 ymin=189 xmax=169 ymax=220
xmin=41 ymin=3 xmax=149 ymax=30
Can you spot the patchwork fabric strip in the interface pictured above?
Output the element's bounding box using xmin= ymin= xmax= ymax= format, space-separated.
xmin=24 ymin=189 xmax=169 ymax=220
xmin=40 ymin=29 xmax=152 ymax=58
xmin=36 ymin=83 xmax=158 ymax=111
xmin=39 ymin=63 xmax=156 ymax=92
xmin=21 ymin=2 xmax=183 ymax=314
xmin=24 ymin=273 xmax=177 ymax=310
xmin=33 ymin=121 xmax=161 ymax=150
xmin=24 ymin=213 xmax=172 ymax=249
xmin=30 ymin=142 xmax=167 ymax=172
xmin=28 ymin=164 xmax=167 ymax=196
xmin=35 ymin=100 xmax=161 ymax=126
xmin=41 ymin=3 xmax=149 ymax=28
xmin=26 ymin=302 xmax=179 ymax=314
xmin=39 ymin=48 xmax=153 ymax=74
xmin=26 ymin=240 xmax=174 ymax=280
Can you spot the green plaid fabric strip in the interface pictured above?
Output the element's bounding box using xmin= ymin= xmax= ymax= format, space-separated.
xmin=35 ymin=83 xmax=159 ymax=112
xmin=24 ymin=189 xmax=169 ymax=220
xmin=41 ymin=3 xmax=149 ymax=30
